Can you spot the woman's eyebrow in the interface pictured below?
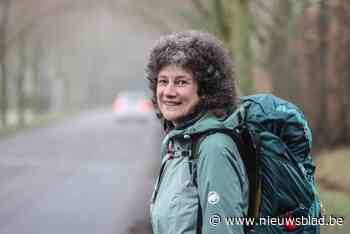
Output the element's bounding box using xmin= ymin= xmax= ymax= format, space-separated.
xmin=157 ymin=74 xmax=191 ymax=80
xmin=174 ymin=75 xmax=190 ymax=79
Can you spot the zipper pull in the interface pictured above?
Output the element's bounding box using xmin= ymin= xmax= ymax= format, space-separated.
xmin=167 ymin=140 xmax=174 ymax=160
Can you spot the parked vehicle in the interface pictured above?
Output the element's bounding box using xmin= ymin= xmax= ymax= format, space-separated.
xmin=113 ymin=91 xmax=154 ymax=122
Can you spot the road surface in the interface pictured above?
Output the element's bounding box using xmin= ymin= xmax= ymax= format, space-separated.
xmin=0 ymin=109 xmax=161 ymax=234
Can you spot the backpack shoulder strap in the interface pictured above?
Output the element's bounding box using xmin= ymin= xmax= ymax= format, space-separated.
xmin=190 ymin=127 xmax=263 ymax=227
xmin=188 ymin=130 xmax=217 ymax=187
xmin=188 ymin=128 xmax=244 ymax=190
xmin=190 ymin=130 xmax=217 ymax=160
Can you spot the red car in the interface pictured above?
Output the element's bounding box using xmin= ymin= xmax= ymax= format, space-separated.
xmin=113 ymin=91 xmax=154 ymax=122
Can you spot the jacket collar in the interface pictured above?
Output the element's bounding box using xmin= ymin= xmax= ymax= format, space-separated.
xmin=163 ymin=109 xmax=240 ymax=141
xmin=160 ymin=108 xmax=243 ymax=158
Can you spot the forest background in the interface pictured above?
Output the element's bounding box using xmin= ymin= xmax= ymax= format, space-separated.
xmin=0 ymin=1 xmax=349 ymax=233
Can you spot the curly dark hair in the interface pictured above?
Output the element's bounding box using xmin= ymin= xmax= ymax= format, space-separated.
xmin=145 ymin=30 xmax=238 ymax=120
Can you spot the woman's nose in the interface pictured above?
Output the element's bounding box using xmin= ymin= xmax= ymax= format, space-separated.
xmin=163 ymin=83 xmax=176 ymax=97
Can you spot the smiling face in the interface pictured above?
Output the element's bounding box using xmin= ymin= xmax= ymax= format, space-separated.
xmin=156 ymin=65 xmax=201 ymax=125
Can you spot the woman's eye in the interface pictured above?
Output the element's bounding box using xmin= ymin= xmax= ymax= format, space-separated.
xmin=176 ymin=80 xmax=187 ymax=86
xmin=157 ymin=79 xmax=167 ymax=85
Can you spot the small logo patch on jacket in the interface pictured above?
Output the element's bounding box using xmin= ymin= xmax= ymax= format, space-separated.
xmin=208 ymin=191 xmax=220 ymax=205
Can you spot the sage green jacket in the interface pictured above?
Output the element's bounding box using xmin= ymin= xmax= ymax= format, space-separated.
xmin=150 ymin=113 xmax=249 ymax=234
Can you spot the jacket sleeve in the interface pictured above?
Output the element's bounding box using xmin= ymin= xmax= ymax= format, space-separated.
xmin=196 ymin=132 xmax=249 ymax=234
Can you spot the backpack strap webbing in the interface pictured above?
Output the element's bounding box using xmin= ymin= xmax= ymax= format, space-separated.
xmin=190 ymin=127 xmax=262 ymax=230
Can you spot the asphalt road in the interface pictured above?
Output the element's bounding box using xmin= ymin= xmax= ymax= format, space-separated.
xmin=0 ymin=109 xmax=161 ymax=234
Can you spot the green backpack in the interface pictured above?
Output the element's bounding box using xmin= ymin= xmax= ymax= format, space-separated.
xmin=191 ymin=94 xmax=321 ymax=234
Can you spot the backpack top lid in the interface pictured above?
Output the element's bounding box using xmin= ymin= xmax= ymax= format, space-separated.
xmin=237 ymin=93 xmax=313 ymax=162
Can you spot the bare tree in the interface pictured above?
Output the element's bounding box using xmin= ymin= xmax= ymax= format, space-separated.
xmin=326 ymin=0 xmax=350 ymax=145
xmin=315 ymin=0 xmax=328 ymax=145
xmin=16 ymin=36 xmax=27 ymax=126
xmin=0 ymin=0 xmax=11 ymax=127
xmin=191 ymin=0 xmax=254 ymax=94
xmin=294 ymin=0 xmax=350 ymax=147
xmin=230 ymin=0 xmax=253 ymax=94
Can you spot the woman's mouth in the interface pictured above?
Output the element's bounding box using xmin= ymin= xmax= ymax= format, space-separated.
xmin=163 ymin=101 xmax=181 ymax=106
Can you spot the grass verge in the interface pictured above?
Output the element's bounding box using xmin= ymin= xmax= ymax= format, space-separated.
xmin=0 ymin=111 xmax=78 ymax=139
xmin=316 ymin=147 xmax=350 ymax=234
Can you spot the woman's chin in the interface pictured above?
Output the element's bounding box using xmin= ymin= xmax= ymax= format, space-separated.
xmin=163 ymin=115 xmax=181 ymax=123
xmin=162 ymin=113 xmax=184 ymax=123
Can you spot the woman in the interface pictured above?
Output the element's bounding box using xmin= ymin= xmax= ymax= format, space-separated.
xmin=146 ymin=31 xmax=249 ymax=234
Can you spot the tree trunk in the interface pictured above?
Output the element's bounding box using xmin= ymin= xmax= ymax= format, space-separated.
xmin=17 ymin=37 xmax=27 ymax=127
xmin=230 ymin=0 xmax=254 ymax=94
xmin=0 ymin=0 xmax=11 ymax=127
xmin=267 ymin=0 xmax=299 ymax=102
xmin=315 ymin=0 xmax=328 ymax=146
